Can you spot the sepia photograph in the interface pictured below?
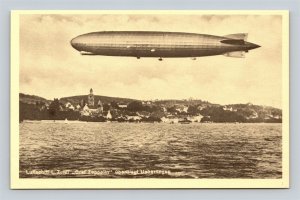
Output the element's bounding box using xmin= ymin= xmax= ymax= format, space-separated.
xmin=10 ymin=10 xmax=289 ymax=189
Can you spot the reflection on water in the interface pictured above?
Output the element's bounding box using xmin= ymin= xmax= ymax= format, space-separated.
xmin=19 ymin=122 xmax=282 ymax=178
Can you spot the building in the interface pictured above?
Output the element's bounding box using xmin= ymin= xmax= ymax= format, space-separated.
xmin=161 ymin=116 xmax=179 ymax=123
xmin=107 ymin=110 xmax=112 ymax=119
xmin=127 ymin=115 xmax=141 ymax=121
xmin=162 ymin=107 xmax=167 ymax=112
xmin=183 ymin=105 xmax=189 ymax=113
xmin=248 ymin=111 xmax=258 ymax=119
xmin=88 ymin=88 xmax=94 ymax=107
xmin=75 ymin=104 xmax=81 ymax=110
xmin=79 ymin=88 xmax=104 ymax=116
xmin=188 ymin=115 xmax=204 ymax=122
xmin=118 ymin=103 xmax=127 ymax=108
xmin=65 ymin=102 xmax=75 ymax=110
xmin=223 ymin=106 xmax=237 ymax=112
xmin=80 ymin=104 xmax=90 ymax=116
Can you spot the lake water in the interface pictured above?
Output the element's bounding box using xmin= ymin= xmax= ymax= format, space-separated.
xmin=19 ymin=122 xmax=282 ymax=178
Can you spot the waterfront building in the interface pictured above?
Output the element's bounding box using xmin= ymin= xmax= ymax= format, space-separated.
xmin=127 ymin=115 xmax=142 ymax=121
xmin=81 ymin=104 xmax=90 ymax=116
xmin=65 ymin=102 xmax=75 ymax=110
xmin=188 ymin=115 xmax=204 ymax=122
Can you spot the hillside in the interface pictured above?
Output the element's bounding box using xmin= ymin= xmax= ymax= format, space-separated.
xmin=19 ymin=93 xmax=282 ymax=123
xmin=20 ymin=93 xmax=137 ymax=105
xmin=154 ymin=99 xmax=217 ymax=107
xmin=59 ymin=95 xmax=136 ymax=105
xmin=19 ymin=93 xmax=51 ymax=105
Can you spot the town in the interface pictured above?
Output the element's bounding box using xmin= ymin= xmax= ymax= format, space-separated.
xmin=19 ymin=89 xmax=282 ymax=123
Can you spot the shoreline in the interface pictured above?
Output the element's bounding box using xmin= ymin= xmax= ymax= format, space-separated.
xmin=20 ymin=120 xmax=282 ymax=124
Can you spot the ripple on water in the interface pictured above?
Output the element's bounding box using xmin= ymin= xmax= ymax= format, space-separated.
xmin=19 ymin=122 xmax=282 ymax=179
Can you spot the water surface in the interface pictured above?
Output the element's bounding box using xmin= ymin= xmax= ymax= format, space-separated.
xmin=19 ymin=122 xmax=282 ymax=178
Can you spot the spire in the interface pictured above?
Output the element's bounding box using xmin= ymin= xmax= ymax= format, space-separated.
xmin=88 ymin=88 xmax=95 ymax=107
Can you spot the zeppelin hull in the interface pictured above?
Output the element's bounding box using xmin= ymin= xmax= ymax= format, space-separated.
xmin=71 ymin=31 xmax=260 ymax=58
xmin=80 ymin=46 xmax=238 ymax=57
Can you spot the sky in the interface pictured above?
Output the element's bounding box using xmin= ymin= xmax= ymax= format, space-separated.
xmin=19 ymin=13 xmax=283 ymax=108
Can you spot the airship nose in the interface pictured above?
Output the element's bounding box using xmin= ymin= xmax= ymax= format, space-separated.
xmin=70 ymin=36 xmax=82 ymax=50
xmin=247 ymin=42 xmax=261 ymax=50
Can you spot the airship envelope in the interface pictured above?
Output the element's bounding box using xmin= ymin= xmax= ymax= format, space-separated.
xmin=71 ymin=31 xmax=260 ymax=60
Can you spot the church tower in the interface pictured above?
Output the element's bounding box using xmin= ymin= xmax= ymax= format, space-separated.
xmin=88 ymin=88 xmax=94 ymax=107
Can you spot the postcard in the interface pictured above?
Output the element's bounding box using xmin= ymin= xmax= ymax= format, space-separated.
xmin=10 ymin=10 xmax=289 ymax=189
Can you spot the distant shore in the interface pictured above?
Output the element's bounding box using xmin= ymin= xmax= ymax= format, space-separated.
xmin=20 ymin=119 xmax=282 ymax=124
xmin=19 ymin=93 xmax=282 ymax=124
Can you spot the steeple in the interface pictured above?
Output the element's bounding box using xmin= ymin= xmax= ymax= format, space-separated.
xmin=88 ymin=88 xmax=94 ymax=107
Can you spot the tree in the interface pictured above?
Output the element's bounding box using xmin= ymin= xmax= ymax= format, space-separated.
xmin=110 ymin=101 xmax=119 ymax=109
xmin=48 ymin=98 xmax=60 ymax=120
xmin=187 ymin=105 xmax=199 ymax=115
xmin=201 ymin=116 xmax=212 ymax=122
xmin=150 ymin=110 xmax=165 ymax=118
xmin=103 ymin=103 xmax=110 ymax=112
xmin=127 ymin=101 xmax=143 ymax=112
xmin=167 ymin=106 xmax=177 ymax=114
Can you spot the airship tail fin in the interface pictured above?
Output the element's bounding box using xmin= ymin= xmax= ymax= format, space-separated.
xmin=223 ymin=33 xmax=248 ymax=41
xmin=223 ymin=51 xmax=246 ymax=58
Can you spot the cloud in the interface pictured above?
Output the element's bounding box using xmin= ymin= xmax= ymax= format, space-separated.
xmin=19 ymin=13 xmax=283 ymax=108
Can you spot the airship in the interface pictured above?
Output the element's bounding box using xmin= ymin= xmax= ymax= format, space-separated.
xmin=70 ymin=31 xmax=260 ymax=61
